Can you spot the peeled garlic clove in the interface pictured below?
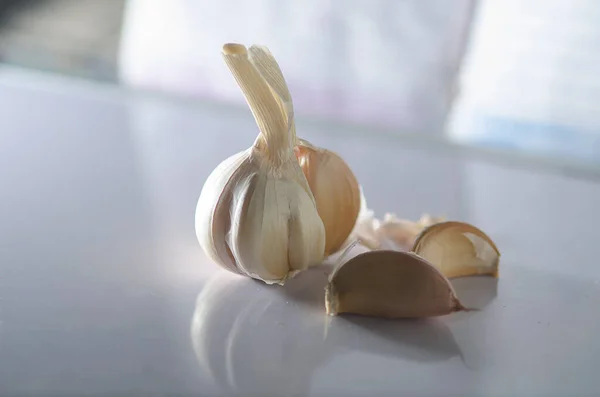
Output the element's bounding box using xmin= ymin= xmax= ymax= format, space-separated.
xmin=412 ymin=221 xmax=500 ymax=278
xmin=325 ymin=250 xmax=466 ymax=318
xmin=195 ymin=43 xmax=326 ymax=284
xmin=247 ymin=46 xmax=361 ymax=257
xmin=295 ymin=139 xmax=361 ymax=256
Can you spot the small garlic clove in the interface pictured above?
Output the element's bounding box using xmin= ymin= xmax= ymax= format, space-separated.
xmin=411 ymin=221 xmax=500 ymax=278
xmin=295 ymin=139 xmax=361 ymax=256
xmin=325 ymin=250 xmax=467 ymax=318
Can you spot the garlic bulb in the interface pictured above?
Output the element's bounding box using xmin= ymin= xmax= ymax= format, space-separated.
xmin=195 ymin=43 xmax=326 ymax=284
xmin=248 ymin=45 xmax=361 ymax=256
xmin=325 ymin=249 xmax=467 ymax=318
xmin=412 ymin=221 xmax=500 ymax=278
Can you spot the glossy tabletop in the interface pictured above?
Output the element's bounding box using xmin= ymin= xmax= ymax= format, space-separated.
xmin=1 ymin=68 xmax=600 ymax=396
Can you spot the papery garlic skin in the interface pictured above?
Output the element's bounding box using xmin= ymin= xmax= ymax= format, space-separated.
xmin=195 ymin=43 xmax=326 ymax=284
xmin=350 ymin=209 xmax=445 ymax=252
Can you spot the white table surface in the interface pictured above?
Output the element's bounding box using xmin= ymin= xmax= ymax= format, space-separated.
xmin=1 ymin=68 xmax=600 ymax=397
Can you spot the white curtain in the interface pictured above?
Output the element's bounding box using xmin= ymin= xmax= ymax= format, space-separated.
xmin=447 ymin=0 xmax=600 ymax=161
xmin=118 ymin=0 xmax=475 ymax=135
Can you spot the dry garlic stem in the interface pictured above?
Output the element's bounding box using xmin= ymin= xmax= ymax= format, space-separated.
xmin=412 ymin=221 xmax=500 ymax=278
xmin=248 ymin=46 xmax=361 ymax=256
xmin=326 ymin=250 xmax=467 ymax=318
xmin=195 ymin=43 xmax=326 ymax=284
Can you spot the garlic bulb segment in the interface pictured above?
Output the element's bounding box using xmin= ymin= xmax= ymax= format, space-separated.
xmin=411 ymin=221 xmax=500 ymax=278
xmin=325 ymin=250 xmax=466 ymax=318
xmin=247 ymin=46 xmax=362 ymax=256
xmin=194 ymin=43 xmax=326 ymax=284
xmin=295 ymin=139 xmax=361 ymax=256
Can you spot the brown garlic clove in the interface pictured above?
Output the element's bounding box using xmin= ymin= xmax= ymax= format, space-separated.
xmin=295 ymin=139 xmax=361 ymax=257
xmin=411 ymin=221 xmax=500 ymax=279
xmin=325 ymin=250 xmax=467 ymax=319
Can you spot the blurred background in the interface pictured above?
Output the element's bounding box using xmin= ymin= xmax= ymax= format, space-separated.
xmin=0 ymin=0 xmax=599 ymax=171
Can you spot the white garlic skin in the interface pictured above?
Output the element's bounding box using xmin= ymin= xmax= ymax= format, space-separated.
xmin=195 ymin=146 xmax=326 ymax=284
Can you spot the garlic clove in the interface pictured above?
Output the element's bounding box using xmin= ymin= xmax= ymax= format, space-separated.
xmin=325 ymin=249 xmax=467 ymax=318
xmin=248 ymin=46 xmax=362 ymax=257
xmin=411 ymin=221 xmax=500 ymax=278
xmin=295 ymin=139 xmax=362 ymax=256
xmin=194 ymin=43 xmax=326 ymax=284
